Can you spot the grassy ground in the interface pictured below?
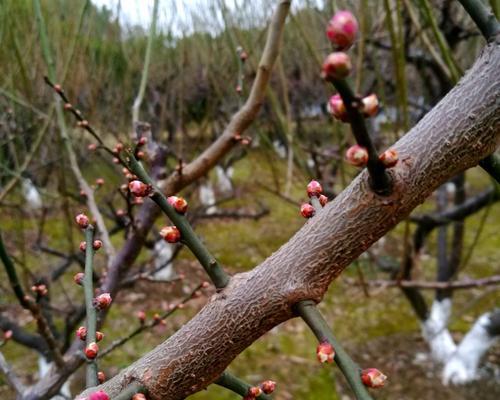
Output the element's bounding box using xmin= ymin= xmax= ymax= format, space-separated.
xmin=0 ymin=149 xmax=499 ymax=399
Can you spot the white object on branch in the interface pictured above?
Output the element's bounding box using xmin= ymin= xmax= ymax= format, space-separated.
xmin=22 ymin=178 xmax=43 ymax=209
xmin=38 ymin=357 xmax=71 ymax=399
xmin=152 ymin=239 xmax=175 ymax=280
xmin=199 ymin=181 xmax=217 ymax=214
xmin=215 ymin=166 xmax=233 ymax=195
xmin=421 ymin=299 xmax=456 ymax=363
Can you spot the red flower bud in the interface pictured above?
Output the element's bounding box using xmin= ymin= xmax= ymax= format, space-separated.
xmin=133 ymin=197 xmax=144 ymax=205
xmin=326 ymin=10 xmax=358 ymax=50
xmin=327 ymin=94 xmax=349 ymax=122
xmin=79 ymin=241 xmax=87 ymax=252
xmin=74 ymin=272 xmax=85 ymax=286
xmin=94 ymin=331 xmax=104 ymax=342
xmin=137 ymin=310 xmax=146 ymax=324
xmin=300 ymin=203 xmax=315 ymax=218
xmin=319 ymin=194 xmax=328 ymax=207
xmin=136 ymin=151 xmax=145 ymax=160
xmin=97 ymin=371 xmax=106 ymax=384
xmin=307 ymin=180 xmax=323 ymax=198
xmin=322 ymin=52 xmax=351 ymax=80
xmin=128 ymin=180 xmax=152 ymax=197
xmin=96 ymin=178 xmax=105 ymax=186
xmin=316 ymin=341 xmax=335 ymax=363
xmin=113 ymin=143 xmax=124 ymax=154
xmin=346 ymin=145 xmax=369 ymax=167
xmin=76 ymin=326 xmax=87 ymax=341
xmin=138 ymin=137 xmax=147 ymax=146
xmin=75 ymin=213 xmax=89 ymax=229
xmin=361 ymin=94 xmax=379 ymax=117
xmin=93 ymin=293 xmax=112 ymax=310
xmin=379 ymin=149 xmax=398 ymax=168
xmin=89 ymin=389 xmax=109 ymax=400
xmin=93 ymin=240 xmax=103 ymax=250
xmin=167 ymin=196 xmax=188 ymax=214
xmin=3 ymin=330 xmax=13 ymax=341
xmin=361 ymin=368 xmax=387 ymax=388
xmin=85 ymin=342 xmax=99 ymax=359
xmin=160 ymin=226 xmax=181 ymax=243
xmin=260 ymin=380 xmax=276 ymax=394
xmin=247 ymin=386 xmax=262 ymax=397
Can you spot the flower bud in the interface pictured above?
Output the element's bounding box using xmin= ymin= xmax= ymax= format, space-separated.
xmin=327 ymin=94 xmax=349 ymax=122
xmin=128 ymin=180 xmax=152 ymax=197
xmin=138 ymin=137 xmax=147 ymax=146
xmin=316 ymin=341 xmax=335 ymax=363
xmin=32 ymin=284 xmax=48 ymax=296
xmin=76 ymin=326 xmax=87 ymax=341
xmin=361 ymin=368 xmax=387 ymax=388
xmin=3 ymin=330 xmax=13 ymax=341
xmin=116 ymin=209 xmax=126 ymax=218
xmin=247 ymin=386 xmax=262 ymax=397
xmin=89 ymin=389 xmax=109 ymax=400
xmin=64 ymin=103 xmax=72 ymax=110
xmin=97 ymin=371 xmax=106 ymax=384
xmin=75 ymin=213 xmax=89 ymax=229
xmin=113 ymin=157 xmax=120 ymax=164
xmin=79 ymin=241 xmax=87 ymax=252
xmin=201 ymin=281 xmax=210 ymax=288
xmin=167 ymin=196 xmax=188 ymax=214
xmin=319 ymin=194 xmax=328 ymax=207
xmin=132 ymin=394 xmax=146 ymax=400
xmin=239 ymin=50 xmax=248 ymax=62
xmin=85 ymin=342 xmax=99 ymax=359
xmin=93 ymin=240 xmax=103 ymax=251
xmin=88 ymin=143 xmax=97 ymax=151
xmin=95 ymin=331 xmax=105 ymax=342
xmin=96 ymin=178 xmax=105 ymax=186
xmin=260 ymin=380 xmax=276 ymax=394
xmin=300 ymin=203 xmax=315 ymax=219
xmin=73 ymin=272 xmax=85 ymax=286
xmin=137 ymin=310 xmax=146 ymax=324
xmin=379 ymin=149 xmax=398 ymax=168
xmin=322 ymin=52 xmax=351 ymax=80
xmin=306 ymin=180 xmax=323 ymax=198
xmin=160 ymin=226 xmax=181 ymax=243
xmin=93 ymin=293 xmax=112 ymax=310
xmin=361 ymin=94 xmax=379 ymax=117
xmin=326 ymin=11 xmax=358 ymax=50
xmin=345 ymin=145 xmax=369 ymax=167
xmin=113 ymin=143 xmax=124 ymax=154
xmin=53 ymin=84 xmax=62 ymax=93
xmin=136 ymin=151 xmax=145 ymax=160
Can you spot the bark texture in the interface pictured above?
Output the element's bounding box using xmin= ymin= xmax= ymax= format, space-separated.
xmin=78 ymin=40 xmax=500 ymax=400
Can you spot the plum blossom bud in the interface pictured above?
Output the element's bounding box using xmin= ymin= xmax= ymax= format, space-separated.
xmin=53 ymin=84 xmax=62 ymax=93
xmin=361 ymin=94 xmax=379 ymax=117
xmin=201 ymin=281 xmax=210 ymax=288
xmin=361 ymin=368 xmax=387 ymax=388
xmin=379 ymin=149 xmax=398 ymax=168
xmin=74 ymin=272 xmax=85 ymax=286
xmin=3 ymin=330 xmax=13 ymax=341
xmin=247 ymin=386 xmax=262 ymax=397
xmin=93 ymin=240 xmax=103 ymax=251
xmin=307 ymin=180 xmax=323 ymax=198
xmin=138 ymin=137 xmax=147 ymax=146
xmin=316 ymin=341 xmax=335 ymax=363
xmin=322 ymin=52 xmax=351 ymax=80
xmin=93 ymin=293 xmax=112 ymax=310
xmin=63 ymin=103 xmax=72 ymax=110
xmin=260 ymin=380 xmax=276 ymax=394
xmin=319 ymin=194 xmax=328 ymax=207
xmin=79 ymin=241 xmax=87 ymax=252
xmin=97 ymin=371 xmax=106 ymax=384
xmin=346 ymin=145 xmax=369 ymax=167
xmin=326 ymin=11 xmax=358 ymax=50
xmin=116 ymin=209 xmax=125 ymax=217
xmin=96 ymin=178 xmax=105 ymax=186
xmin=113 ymin=143 xmax=124 ymax=154
xmin=89 ymin=390 xmax=109 ymax=400
xmin=76 ymin=326 xmax=87 ymax=341
xmin=31 ymin=284 xmax=48 ymax=296
xmin=300 ymin=203 xmax=315 ymax=219
xmin=95 ymin=331 xmax=105 ymax=342
xmin=239 ymin=51 xmax=248 ymax=62
xmin=75 ymin=213 xmax=89 ymax=229
xmin=136 ymin=151 xmax=145 ymax=160
xmin=328 ymin=94 xmax=349 ymax=122
xmin=85 ymin=342 xmax=99 ymax=359
xmin=128 ymin=180 xmax=152 ymax=197
xmin=88 ymin=143 xmax=97 ymax=151
xmin=160 ymin=226 xmax=181 ymax=243
xmin=137 ymin=310 xmax=146 ymax=324
xmin=132 ymin=394 xmax=146 ymax=400
xmin=113 ymin=157 xmax=120 ymax=164
xmin=167 ymin=196 xmax=188 ymax=214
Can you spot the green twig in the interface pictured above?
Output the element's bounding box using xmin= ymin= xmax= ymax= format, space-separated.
xmin=296 ymin=300 xmax=374 ymax=400
xmin=457 ymin=0 xmax=500 ymax=40
xmin=215 ymin=371 xmax=272 ymax=399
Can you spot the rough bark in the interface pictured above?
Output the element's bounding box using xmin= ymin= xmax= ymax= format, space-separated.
xmin=78 ymin=40 xmax=500 ymax=400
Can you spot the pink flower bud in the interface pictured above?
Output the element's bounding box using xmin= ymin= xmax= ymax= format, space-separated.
xmin=137 ymin=310 xmax=146 ymax=323
xmin=93 ymin=293 xmax=112 ymax=310
xmin=113 ymin=143 xmax=124 ymax=154
xmin=319 ymin=194 xmax=328 ymax=207
xmin=64 ymin=103 xmax=72 ymax=110
xmin=53 ymin=84 xmax=62 ymax=93
xmin=88 ymin=143 xmax=97 ymax=151
xmin=160 ymin=226 xmax=181 ymax=243
xmin=136 ymin=151 xmax=145 ymax=160
xmin=74 ymin=272 xmax=85 ymax=286
xmin=316 ymin=341 xmax=335 ymax=363
xmin=97 ymin=371 xmax=106 ymax=384
xmin=128 ymin=180 xmax=152 ymax=197
xmin=361 ymin=368 xmax=387 ymax=388
xmin=76 ymin=326 xmax=87 ymax=341
xmin=33 ymin=284 xmax=48 ymax=296
xmin=201 ymin=281 xmax=210 ymax=288
xmin=326 ymin=11 xmax=358 ymax=50
xmin=260 ymin=380 xmax=276 ymax=394
xmin=3 ymin=330 xmax=13 ymax=341
xmin=89 ymin=389 xmax=109 ymax=400
xmin=327 ymin=94 xmax=349 ymax=122
xmin=300 ymin=203 xmax=315 ymax=219
xmin=95 ymin=178 xmax=105 ymax=186
xmin=307 ymin=180 xmax=323 ymax=198
xmin=85 ymin=342 xmax=99 ymax=359
xmin=167 ymin=196 xmax=188 ymax=214
xmin=322 ymin=52 xmax=352 ymax=80
xmin=379 ymin=149 xmax=398 ymax=168
xmin=93 ymin=240 xmax=103 ymax=250
xmin=95 ymin=331 xmax=104 ymax=342
xmin=132 ymin=394 xmax=146 ymax=400
xmin=239 ymin=50 xmax=248 ymax=61
xmin=116 ymin=209 xmax=125 ymax=217
xmin=112 ymin=157 xmax=120 ymax=164
xmin=79 ymin=241 xmax=87 ymax=252
xmin=361 ymin=94 xmax=379 ymax=117
xmin=345 ymin=145 xmax=369 ymax=167
xmin=75 ymin=213 xmax=89 ymax=229
xmin=247 ymin=386 xmax=262 ymax=397
xmin=137 ymin=137 xmax=147 ymax=146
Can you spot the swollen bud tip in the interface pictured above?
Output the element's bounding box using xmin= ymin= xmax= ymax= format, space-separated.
xmin=326 ymin=10 xmax=358 ymax=50
xmin=316 ymin=341 xmax=335 ymax=363
xmin=346 ymin=145 xmax=369 ymax=167
xmin=361 ymin=368 xmax=387 ymax=388
xmin=322 ymin=52 xmax=352 ymax=80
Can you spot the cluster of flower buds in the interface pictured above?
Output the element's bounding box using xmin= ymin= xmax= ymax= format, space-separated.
xmin=361 ymin=368 xmax=387 ymax=388
xmin=85 ymin=342 xmax=99 ymax=359
xmin=346 ymin=145 xmax=369 ymax=167
xmin=153 ymin=313 xmax=166 ymax=326
xmin=31 ymin=284 xmax=48 ymax=297
xmin=93 ymin=293 xmax=112 ymax=310
xmin=160 ymin=226 xmax=181 ymax=243
xmin=129 ymin=180 xmax=153 ymax=197
xmin=167 ymin=196 xmax=188 ymax=214
xmin=301 ymin=180 xmax=328 ymax=218
xmin=316 ymin=341 xmax=335 ymax=363
xmin=75 ymin=213 xmax=90 ymax=229
xmin=243 ymin=380 xmax=276 ymax=399
xmin=88 ymin=390 xmax=109 ymax=400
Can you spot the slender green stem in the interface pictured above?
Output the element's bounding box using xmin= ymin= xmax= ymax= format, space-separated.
xmin=458 ymin=0 xmax=500 ymax=40
xmin=215 ymin=371 xmax=272 ymax=399
xmin=331 ymin=79 xmax=392 ymax=195
xmin=479 ymin=154 xmax=500 ymax=183
xmin=111 ymin=382 xmax=146 ymax=400
xmin=83 ymin=226 xmax=98 ymax=388
xmin=126 ymin=155 xmax=230 ymax=288
xmin=296 ymin=300 xmax=374 ymax=400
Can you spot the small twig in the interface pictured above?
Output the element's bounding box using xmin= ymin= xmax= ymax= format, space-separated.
xmin=457 ymin=0 xmax=500 ymax=41
xmin=296 ymin=300 xmax=373 ymax=400
xmin=214 ymin=371 xmax=272 ymax=400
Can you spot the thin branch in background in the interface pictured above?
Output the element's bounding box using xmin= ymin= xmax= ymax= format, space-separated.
xmin=457 ymin=0 xmax=500 ymax=40
xmin=479 ymin=154 xmax=500 ymax=183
